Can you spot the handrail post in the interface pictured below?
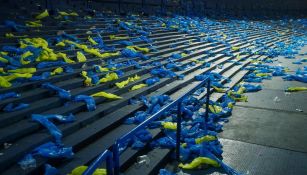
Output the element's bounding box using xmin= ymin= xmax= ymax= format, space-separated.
xmin=175 ymin=100 xmax=182 ymax=161
xmin=106 ymin=153 xmax=114 ymax=175
xmin=205 ymin=79 xmax=211 ymax=127
xmin=113 ymin=141 xmax=120 ymax=175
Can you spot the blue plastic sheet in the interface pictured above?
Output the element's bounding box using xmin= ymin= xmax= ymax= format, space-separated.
xmin=150 ymin=68 xmax=177 ymax=78
xmin=0 ymin=92 xmax=20 ymax=100
xmin=242 ymin=84 xmax=262 ymax=92
xmin=18 ymin=154 xmax=36 ymax=170
xmin=41 ymin=83 xmax=71 ymax=100
xmin=283 ymin=68 xmax=307 ymax=83
xmin=159 ymin=169 xmax=176 ymax=175
xmin=73 ymin=95 xmax=96 ymax=111
xmin=3 ymin=103 xmax=29 ymax=112
xmin=4 ymin=20 xmax=26 ymax=32
xmin=30 ymin=72 xmax=51 ymax=81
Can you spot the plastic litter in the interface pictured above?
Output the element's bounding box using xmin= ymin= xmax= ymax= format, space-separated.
xmin=32 ymin=142 xmax=74 ymax=158
xmin=73 ymin=95 xmax=96 ymax=111
xmin=44 ymin=164 xmax=59 ymax=175
xmin=131 ymin=83 xmax=147 ymax=91
xmin=91 ymin=91 xmax=122 ymax=99
xmin=76 ymin=51 xmax=87 ymax=62
xmin=35 ymin=10 xmax=49 ymax=20
xmin=145 ymin=77 xmax=160 ymax=86
xmin=68 ymin=166 xmax=106 ymax=175
xmin=135 ymin=155 xmax=151 ymax=168
xmin=115 ymin=75 xmax=141 ymax=88
xmin=41 ymin=83 xmax=71 ymax=100
xmin=159 ymin=169 xmax=176 ymax=175
xmin=0 ymin=92 xmax=20 ymax=100
xmin=32 ymin=115 xmax=63 ymax=143
xmin=285 ymin=87 xmax=307 ymax=92
xmin=3 ymin=103 xmax=29 ymax=112
xmin=18 ymin=154 xmax=36 ymax=170
xmin=178 ymin=157 xmax=220 ymax=169
xmin=273 ymin=96 xmax=281 ymax=103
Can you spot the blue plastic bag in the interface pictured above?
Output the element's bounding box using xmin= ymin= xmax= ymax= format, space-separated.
xmin=37 ymin=61 xmax=67 ymax=69
xmin=33 ymin=142 xmax=74 ymax=158
xmin=0 ymin=92 xmax=20 ymax=100
xmin=145 ymin=77 xmax=160 ymax=86
xmin=41 ymin=83 xmax=71 ymax=100
xmin=73 ymin=95 xmax=96 ymax=111
xmin=3 ymin=103 xmax=29 ymax=112
xmin=44 ymin=164 xmax=59 ymax=175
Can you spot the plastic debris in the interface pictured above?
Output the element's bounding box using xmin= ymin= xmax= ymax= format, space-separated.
xmin=115 ymin=75 xmax=141 ymax=88
xmin=273 ymin=96 xmax=281 ymax=103
xmin=68 ymin=166 xmax=106 ymax=175
xmin=73 ymin=95 xmax=96 ymax=111
xmin=44 ymin=164 xmax=59 ymax=175
xmin=32 ymin=142 xmax=74 ymax=158
xmin=18 ymin=154 xmax=36 ymax=170
xmin=41 ymin=83 xmax=71 ymax=100
xmin=131 ymin=83 xmax=147 ymax=91
xmin=35 ymin=10 xmax=49 ymax=20
xmin=3 ymin=103 xmax=29 ymax=112
xmin=76 ymin=51 xmax=87 ymax=62
xmin=0 ymin=92 xmax=20 ymax=100
xmin=285 ymin=87 xmax=307 ymax=92
xmin=135 ymin=155 xmax=150 ymax=168
xmin=91 ymin=91 xmax=122 ymax=99
xmin=178 ymin=157 xmax=220 ymax=169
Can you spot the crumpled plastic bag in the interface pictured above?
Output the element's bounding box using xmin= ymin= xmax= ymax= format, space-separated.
xmin=76 ymin=51 xmax=86 ymax=62
xmin=0 ymin=91 xmax=20 ymax=100
xmin=44 ymin=164 xmax=59 ymax=175
xmin=42 ymin=82 xmax=71 ymax=100
xmin=178 ymin=157 xmax=220 ymax=169
xmin=115 ymin=74 xmax=140 ymax=88
xmin=73 ymin=95 xmax=96 ymax=111
xmin=91 ymin=91 xmax=122 ymax=99
xmin=145 ymin=77 xmax=160 ymax=86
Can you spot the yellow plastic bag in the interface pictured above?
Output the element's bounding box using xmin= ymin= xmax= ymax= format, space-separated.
xmin=59 ymin=11 xmax=79 ymax=16
xmin=208 ymin=105 xmax=223 ymax=114
xmin=231 ymin=46 xmax=240 ymax=51
xmin=181 ymin=53 xmax=188 ymax=57
xmin=195 ymin=135 xmax=217 ymax=144
xmin=8 ymin=68 xmax=36 ymax=74
xmin=99 ymin=73 xmax=119 ymax=83
xmin=56 ymin=42 xmax=66 ymax=47
xmin=0 ymin=76 xmax=12 ymax=88
xmin=26 ymin=20 xmax=42 ymax=27
xmin=81 ymin=71 xmax=92 ymax=86
xmin=115 ymin=75 xmax=140 ymax=88
xmin=109 ymin=35 xmax=129 ymax=40
xmin=50 ymin=67 xmax=63 ymax=76
xmin=68 ymin=166 xmax=106 ymax=175
xmin=162 ymin=122 xmax=177 ymax=130
xmin=212 ymin=86 xmax=226 ymax=93
xmin=35 ymin=9 xmax=49 ymax=20
xmin=178 ymin=157 xmax=220 ymax=169
xmin=77 ymin=52 xmax=87 ymax=62
xmin=126 ymin=46 xmax=150 ymax=53
xmin=0 ymin=56 xmax=8 ymax=63
xmin=130 ymin=83 xmax=147 ymax=91
xmin=91 ymin=91 xmax=122 ymax=99
xmin=88 ymin=36 xmax=98 ymax=45
xmin=57 ymin=52 xmax=75 ymax=64
xmin=286 ymin=87 xmax=307 ymax=92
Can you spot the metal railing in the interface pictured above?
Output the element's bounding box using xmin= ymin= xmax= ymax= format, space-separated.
xmin=84 ymin=76 xmax=210 ymax=175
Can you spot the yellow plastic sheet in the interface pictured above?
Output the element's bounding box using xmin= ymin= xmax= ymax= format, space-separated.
xmin=35 ymin=9 xmax=49 ymax=20
xmin=130 ymin=83 xmax=147 ymax=91
xmin=208 ymin=105 xmax=223 ymax=114
xmin=96 ymin=66 xmax=109 ymax=72
xmin=50 ymin=67 xmax=63 ymax=76
xmin=20 ymin=51 xmax=33 ymax=65
xmin=255 ymin=73 xmax=270 ymax=77
xmin=88 ymin=36 xmax=98 ymax=45
xmin=227 ymin=91 xmax=248 ymax=102
xmin=178 ymin=157 xmax=220 ymax=169
xmin=0 ymin=56 xmax=9 ymax=63
xmin=99 ymin=73 xmax=119 ymax=83
xmin=213 ymin=86 xmax=226 ymax=93
xmin=8 ymin=68 xmax=36 ymax=74
xmin=68 ymin=166 xmax=106 ymax=175
xmin=181 ymin=53 xmax=188 ymax=57
xmin=231 ymin=46 xmax=240 ymax=51
xmin=126 ymin=46 xmax=150 ymax=53
xmin=286 ymin=87 xmax=307 ymax=92
xmin=77 ymin=52 xmax=87 ymax=62
xmin=59 ymin=11 xmax=79 ymax=16
xmin=162 ymin=122 xmax=177 ymax=130
xmin=115 ymin=75 xmax=140 ymax=88
xmin=91 ymin=91 xmax=122 ymax=99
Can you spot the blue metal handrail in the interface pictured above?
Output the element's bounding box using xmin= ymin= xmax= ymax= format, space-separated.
xmin=113 ymin=77 xmax=211 ymax=175
xmin=83 ymin=150 xmax=113 ymax=175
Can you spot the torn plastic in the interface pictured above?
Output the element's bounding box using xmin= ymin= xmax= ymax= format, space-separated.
xmin=131 ymin=83 xmax=147 ymax=91
xmin=0 ymin=91 xmax=20 ymax=100
xmin=285 ymin=87 xmax=307 ymax=92
xmin=41 ymin=83 xmax=71 ymax=100
xmin=68 ymin=166 xmax=106 ymax=175
xmin=3 ymin=103 xmax=29 ymax=112
xmin=145 ymin=77 xmax=160 ymax=86
xmin=18 ymin=154 xmax=36 ymax=170
xmin=33 ymin=114 xmax=76 ymax=123
xmin=73 ymin=95 xmax=96 ymax=111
